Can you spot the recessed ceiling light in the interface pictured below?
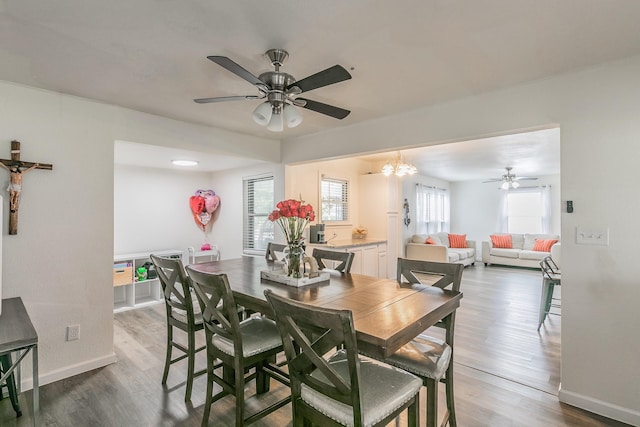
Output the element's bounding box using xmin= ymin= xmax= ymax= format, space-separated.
xmin=172 ymin=160 xmax=198 ymax=166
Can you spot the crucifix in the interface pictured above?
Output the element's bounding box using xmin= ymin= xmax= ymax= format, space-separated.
xmin=0 ymin=140 xmax=53 ymax=235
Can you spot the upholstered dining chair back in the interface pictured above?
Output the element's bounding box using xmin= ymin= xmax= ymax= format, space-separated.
xmin=150 ymin=254 xmax=205 ymax=401
xmin=265 ymin=290 xmax=421 ymax=427
xmin=185 ymin=269 xmax=242 ymax=352
xmin=397 ymin=258 xmax=464 ymax=293
xmin=265 ymin=242 xmax=287 ymax=262
xmin=312 ymin=248 xmax=355 ymax=273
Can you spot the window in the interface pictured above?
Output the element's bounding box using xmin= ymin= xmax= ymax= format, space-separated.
xmin=243 ymin=175 xmax=274 ymax=254
xmin=320 ymin=177 xmax=349 ymax=222
xmin=415 ymin=184 xmax=450 ymax=234
xmin=504 ymin=186 xmax=551 ymax=234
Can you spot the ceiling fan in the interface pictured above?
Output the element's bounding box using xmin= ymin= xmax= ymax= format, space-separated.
xmin=194 ymin=49 xmax=352 ymax=131
xmin=483 ymin=167 xmax=538 ymax=189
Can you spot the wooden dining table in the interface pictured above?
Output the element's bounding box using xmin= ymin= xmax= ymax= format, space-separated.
xmin=188 ymin=256 xmax=463 ymax=359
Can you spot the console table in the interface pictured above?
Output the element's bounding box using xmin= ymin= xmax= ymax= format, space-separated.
xmin=0 ymin=297 xmax=39 ymax=425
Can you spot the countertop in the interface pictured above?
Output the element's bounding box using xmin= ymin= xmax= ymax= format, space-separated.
xmin=309 ymin=238 xmax=387 ymax=249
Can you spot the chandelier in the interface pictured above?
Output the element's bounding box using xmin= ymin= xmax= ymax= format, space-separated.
xmin=381 ymin=155 xmax=417 ymax=177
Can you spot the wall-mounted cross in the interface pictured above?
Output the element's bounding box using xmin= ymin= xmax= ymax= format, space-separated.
xmin=0 ymin=140 xmax=53 ymax=235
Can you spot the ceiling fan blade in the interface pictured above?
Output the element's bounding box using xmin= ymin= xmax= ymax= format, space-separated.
xmin=207 ymin=56 xmax=265 ymax=87
xmin=287 ymin=65 xmax=352 ymax=93
xmin=482 ymin=179 xmax=502 ymax=183
xmin=297 ymin=98 xmax=350 ymax=119
xmin=514 ymin=177 xmax=538 ymax=181
xmin=194 ymin=95 xmax=261 ymax=104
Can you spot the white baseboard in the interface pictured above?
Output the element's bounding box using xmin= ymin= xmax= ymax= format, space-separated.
xmin=19 ymin=352 xmax=117 ymax=391
xmin=559 ymin=385 xmax=640 ymax=426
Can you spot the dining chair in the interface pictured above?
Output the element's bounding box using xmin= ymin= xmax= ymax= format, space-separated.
xmin=264 ymin=289 xmax=422 ymax=427
xmin=311 ymin=248 xmax=355 ymax=273
xmin=265 ymin=242 xmax=287 ymax=262
xmin=538 ymin=255 xmax=561 ymax=330
xmin=150 ymin=254 xmax=206 ymax=402
xmin=384 ymin=258 xmax=464 ymax=427
xmin=185 ymin=267 xmax=290 ymax=427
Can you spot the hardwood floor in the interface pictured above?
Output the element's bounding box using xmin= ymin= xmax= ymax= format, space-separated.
xmin=0 ymin=264 xmax=630 ymax=426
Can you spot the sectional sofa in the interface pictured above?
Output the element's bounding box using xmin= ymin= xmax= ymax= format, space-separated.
xmin=406 ymin=232 xmax=476 ymax=266
xmin=482 ymin=233 xmax=560 ymax=268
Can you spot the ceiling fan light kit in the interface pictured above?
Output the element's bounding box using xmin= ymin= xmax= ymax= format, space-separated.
xmin=196 ymin=48 xmax=352 ymax=132
xmin=484 ymin=167 xmax=537 ymax=189
xmin=252 ymin=102 xmax=273 ymax=126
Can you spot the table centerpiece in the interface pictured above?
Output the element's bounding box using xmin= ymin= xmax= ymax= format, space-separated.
xmin=268 ymin=198 xmax=315 ymax=278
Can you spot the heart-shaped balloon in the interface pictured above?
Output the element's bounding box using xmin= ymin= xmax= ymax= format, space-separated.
xmin=189 ymin=195 xmax=205 ymax=215
xmin=205 ymin=194 xmax=220 ymax=214
xmin=198 ymin=212 xmax=211 ymax=227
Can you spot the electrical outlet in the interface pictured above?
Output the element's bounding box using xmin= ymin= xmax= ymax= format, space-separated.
xmin=67 ymin=324 xmax=80 ymax=341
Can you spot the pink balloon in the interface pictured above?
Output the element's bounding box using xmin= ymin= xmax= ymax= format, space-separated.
xmin=205 ymin=194 xmax=220 ymax=214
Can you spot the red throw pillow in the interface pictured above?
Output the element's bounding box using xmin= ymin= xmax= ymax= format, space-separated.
xmin=449 ymin=234 xmax=467 ymax=248
xmin=425 ymin=237 xmax=437 ymax=244
xmin=490 ymin=234 xmax=512 ymax=249
xmin=533 ymin=239 xmax=558 ymax=252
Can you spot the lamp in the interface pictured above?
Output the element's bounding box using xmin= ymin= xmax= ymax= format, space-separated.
xmin=283 ymin=103 xmax=303 ymax=128
xmin=381 ymin=155 xmax=417 ymax=177
xmin=501 ymin=178 xmax=520 ymax=189
xmin=254 ymin=101 xmax=303 ymax=132
xmin=266 ymin=110 xmax=284 ymax=132
xmin=252 ymin=102 xmax=272 ymax=126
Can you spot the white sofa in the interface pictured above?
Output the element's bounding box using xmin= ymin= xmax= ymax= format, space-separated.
xmin=482 ymin=233 xmax=560 ymax=268
xmin=406 ymin=233 xmax=476 ymax=266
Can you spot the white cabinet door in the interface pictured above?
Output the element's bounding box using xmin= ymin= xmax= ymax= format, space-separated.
xmin=378 ymin=250 xmax=387 ymax=279
xmin=361 ymin=245 xmax=378 ymax=277
xmin=349 ymin=247 xmax=363 ymax=274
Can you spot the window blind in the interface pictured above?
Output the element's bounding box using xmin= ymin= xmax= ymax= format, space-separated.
xmin=321 ymin=177 xmax=349 ymax=221
xmin=243 ymin=175 xmax=274 ymax=253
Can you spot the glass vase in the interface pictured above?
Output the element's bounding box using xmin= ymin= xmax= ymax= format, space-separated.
xmin=286 ymin=242 xmax=305 ymax=278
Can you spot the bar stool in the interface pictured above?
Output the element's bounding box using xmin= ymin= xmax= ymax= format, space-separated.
xmin=265 ymin=289 xmax=421 ymax=427
xmin=373 ymin=258 xmax=464 ymax=427
xmin=538 ymin=255 xmax=561 ymax=330
xmin=150 ymin=254 xmax=206 ymax=402
xmin=186 ymin=267 xmax=290 ymax=427
xmin=311 ymin=248 xmax=355 ymax=273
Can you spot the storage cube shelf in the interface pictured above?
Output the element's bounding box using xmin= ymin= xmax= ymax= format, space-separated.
xmin=113 ymin=250 xmax=182 ymax=312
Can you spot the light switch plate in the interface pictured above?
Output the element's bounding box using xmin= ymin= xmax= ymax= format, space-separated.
xmin=576 ymin=227 xmax=609 ymax=246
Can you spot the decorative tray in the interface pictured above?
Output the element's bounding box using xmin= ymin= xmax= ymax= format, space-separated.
xmin=261 ymin=269 xmax=330 ymax=287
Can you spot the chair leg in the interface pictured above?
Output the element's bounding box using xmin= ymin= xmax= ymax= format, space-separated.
xmin=235 ymin=365 xmax=245 ymax=427
xmin=162 ymin=324 xmax=173 ymax=384
xmin=538 ymin=280 xmax=552 ymax=330
xmin=185 ymin=328 xmax=196 ymax=401
xmin=201 ymin=367 xmax=214 ymax=427
xmin=445 ymin=364 xmax=457 ymax=427
xmin=256 ymin=358 xmax=274 ymax=394
xmin=426 ymin=378 xmax=437 ymax=427
xmin=408 ymin=393 xmax=419 ymax=426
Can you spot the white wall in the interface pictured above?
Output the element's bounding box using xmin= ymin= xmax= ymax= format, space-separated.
xmin=114 ymin=165 xmax=216 ymax=255
xmin=450 ymin=174 xmax=561 ymax=258
xmin=0 ymin=80 xmax=276 ymax=388
xmin=281 ymin=56 xmax=640 ymax=425
xmin=286 ymin=157 xmax=372 ymax=240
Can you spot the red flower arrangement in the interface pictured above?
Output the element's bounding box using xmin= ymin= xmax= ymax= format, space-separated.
xmin=268 ymin=198 xmax=315 ymax=244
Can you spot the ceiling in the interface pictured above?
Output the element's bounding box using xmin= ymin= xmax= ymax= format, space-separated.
xmin=3 ymin=1 xmax=639 ymax=176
